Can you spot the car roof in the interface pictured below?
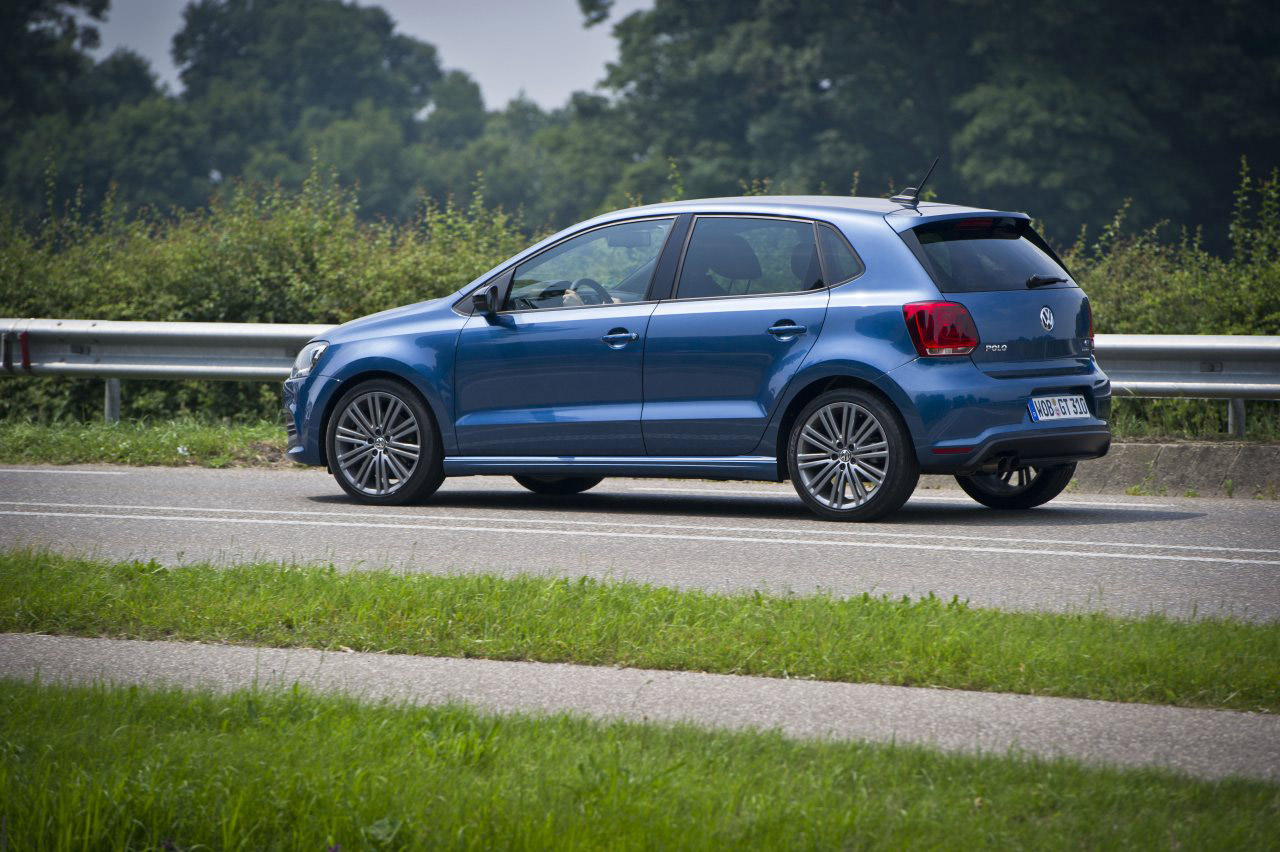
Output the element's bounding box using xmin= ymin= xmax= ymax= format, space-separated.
xmin=613 ymin=195 xmax=1020 ymax=224
xmin=448 ymin=195 xmax=1029 ymax=300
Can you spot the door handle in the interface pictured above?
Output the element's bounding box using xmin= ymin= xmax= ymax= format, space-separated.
xmin=602 ymin=329 xmax=639 ymax=348
xmin=768 ymin=322 xmax=807 ymax=338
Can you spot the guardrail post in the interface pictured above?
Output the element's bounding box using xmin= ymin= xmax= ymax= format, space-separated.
xmin=103 ymin=379 xmax=121 ymax=424
xmin=1227 ymin=398 xmax=1246 ymax=439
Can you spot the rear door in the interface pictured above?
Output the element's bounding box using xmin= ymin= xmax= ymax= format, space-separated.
xmin=642 ymin=215 xmax=830 ymax=456
xmin=899 ymin=216 xmax=1093 ymax=377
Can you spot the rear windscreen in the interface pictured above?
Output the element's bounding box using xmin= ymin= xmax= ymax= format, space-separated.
xmin=905 ymin=217 xmax=1074 ymax=293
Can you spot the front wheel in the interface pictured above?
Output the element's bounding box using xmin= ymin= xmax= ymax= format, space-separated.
xmin=787 ymin=389 xmax=919 ymax=521
xmin=326 ymin=378 xmax=444 ymax=505
xmin=954 ymin=463 xmax=1075 ymax=510
xmin=513 ymin=475 xmax=603 ymax=495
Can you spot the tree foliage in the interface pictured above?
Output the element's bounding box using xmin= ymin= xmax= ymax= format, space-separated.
xmin=1 ymin=0 xmax=1277 ymax=245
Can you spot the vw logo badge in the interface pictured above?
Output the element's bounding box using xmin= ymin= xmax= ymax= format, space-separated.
xmin=1039 ymin=306 xmax=1055 ymax=331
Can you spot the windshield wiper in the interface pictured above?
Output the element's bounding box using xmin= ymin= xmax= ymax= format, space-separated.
xmin=1026 ymin=274 xmax=1067 ymax=288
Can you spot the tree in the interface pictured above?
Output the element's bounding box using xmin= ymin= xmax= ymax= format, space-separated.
xmin=587 ymin=0 xmax=1280 ymax=244
xmin=0 ymin=0 xmax=108 ymax=146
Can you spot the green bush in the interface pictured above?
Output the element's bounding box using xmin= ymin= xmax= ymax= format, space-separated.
xmin=0 ymin=166 xmax=533 ymax=421
xmin=2 ymin=164 xmax=1276 ymax=435
xmin=1062 ymin=161 xmax=1280 ymax=439
xmin=1065 ymin=160 xmax=1280 ymax=336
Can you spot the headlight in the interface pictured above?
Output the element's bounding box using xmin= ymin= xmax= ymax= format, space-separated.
xmin=291 ymin=341 xmax=328 ymax=379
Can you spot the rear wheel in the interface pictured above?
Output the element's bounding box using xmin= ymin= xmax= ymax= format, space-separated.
xmin=326 ymin=378 xmax=444 ymax=505
xmin=513 ymin=475 xmax=603 ymax=495
xmin=954 ymin=463 xmax=1075 ymax=510
xmin=787 ymin=389 xmax=918 ymax=521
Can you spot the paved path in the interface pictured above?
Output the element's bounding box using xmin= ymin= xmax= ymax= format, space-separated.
xmin=3 ymin=633 xmax=1277 ymax=783
xmin=2 ymin=465 xmax=1279 ymax=620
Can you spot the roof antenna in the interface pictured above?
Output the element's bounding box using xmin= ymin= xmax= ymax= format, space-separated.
xmin=890 ymin=157 xmax=939 ymax=208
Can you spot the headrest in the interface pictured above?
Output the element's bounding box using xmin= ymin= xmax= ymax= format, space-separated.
xmin=686 ymin=232 xmax=762 ymax=280
xmin=791 ymin=241 xmax=820 ymax=285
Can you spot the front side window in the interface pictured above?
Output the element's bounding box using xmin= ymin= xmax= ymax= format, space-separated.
xmin=675 ymin=217 xmax=821 ymax=300
xmin=505 ymin=218 xmax=674 ymax=311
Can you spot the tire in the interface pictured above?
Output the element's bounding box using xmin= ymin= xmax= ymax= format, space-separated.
xmin=787 ymin=388 xmax=919 ymax=521
xmin=325 ymin=378 xmax=444 ymax=505
xmin=954 ymin=463 xmax=1076 ymax=510
xmin=513 ymin=475 xmax=603 ymax=495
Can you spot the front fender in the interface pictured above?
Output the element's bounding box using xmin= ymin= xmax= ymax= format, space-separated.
xmin=316 ymin=331 xmax=460 ymax=456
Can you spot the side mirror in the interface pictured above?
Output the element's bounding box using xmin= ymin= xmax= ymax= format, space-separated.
xmin=472 ymin=285 xmax=498 ymax=315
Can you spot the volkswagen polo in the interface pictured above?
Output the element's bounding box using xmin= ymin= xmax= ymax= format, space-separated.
xmin=283 ymin=195 xmax=1111 ymax=521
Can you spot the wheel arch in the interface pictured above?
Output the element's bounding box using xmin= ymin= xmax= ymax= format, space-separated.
xmin=773 ymin=373 xmax=914 ymax=481
xmin=317 ymin=369 xmax=443 ymax=469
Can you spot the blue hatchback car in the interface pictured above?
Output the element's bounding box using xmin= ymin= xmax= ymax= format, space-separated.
xmin=283 ymin=196 xmax=1110 ymax=521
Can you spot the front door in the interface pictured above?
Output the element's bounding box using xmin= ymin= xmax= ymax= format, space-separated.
xmin=454 ymin=217 xmax=675 ymax=456
xmin=643 ymin=215 xmax=830 ymax=456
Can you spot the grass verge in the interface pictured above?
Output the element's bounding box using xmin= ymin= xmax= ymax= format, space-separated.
xmin=2 ymin=679 xmax=1276 ymax=850
xmin=0 ymin=414 xmax=1276 ymax=472
xmin=0 ymin=418 xmax=292 ymax=467
xmin=3 ymin=551 xmax=1277 ymax=712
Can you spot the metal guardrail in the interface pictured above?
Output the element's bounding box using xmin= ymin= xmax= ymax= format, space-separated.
xmin=1095 ymin=334 xmax=1280 ymax=400
xmin=0 ymin=318 xmax=332 ymax=381
xmin=3 ymin=319 xmax=1278 ymax=433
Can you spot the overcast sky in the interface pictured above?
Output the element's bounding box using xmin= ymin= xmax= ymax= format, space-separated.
xmin=91 ymin=0 xmax=652 ymax=109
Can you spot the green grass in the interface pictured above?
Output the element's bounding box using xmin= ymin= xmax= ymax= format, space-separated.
xmin=4 ymin=551 xmax=1277 ymax=712
xmin=2 ymin=679 xmax=1276 ymax=851
xmin=1110 ymin=398 xmax=1280 ymax=442
xmin=0 ymin=418 xmax=292 ymax=467
xmin=0 ymin=408 xmax=1275 ymax=473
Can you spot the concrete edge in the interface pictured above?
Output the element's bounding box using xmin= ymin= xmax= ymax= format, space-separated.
xmin=2 ymin=633 xmax=1277 ymax=784
xmin=920 ymin=442 xmax=1280 ymax=499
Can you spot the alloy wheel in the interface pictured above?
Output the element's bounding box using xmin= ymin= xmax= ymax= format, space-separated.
xmin=795 ymin=401 xmax=889 ymax=510
xmin=971 ymin=466 xmax=1041 ymax=495
xmin=333 ymin=391 xmax=421 ymax=496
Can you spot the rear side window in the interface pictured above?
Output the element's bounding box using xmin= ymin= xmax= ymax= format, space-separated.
xmin=818 ymin=224 xmax=865 ymax=284
xmin=675 ymin=217 xmax=821 ymax=299
xmin=906 ymin=217 xmax=1074 ymax=293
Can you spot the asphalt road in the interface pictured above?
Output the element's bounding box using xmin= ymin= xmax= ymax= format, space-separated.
xmin=2 ymin=464 xmax=1279 ymax=621
xmin=5 ymin=633 xmax=1277 ymax=782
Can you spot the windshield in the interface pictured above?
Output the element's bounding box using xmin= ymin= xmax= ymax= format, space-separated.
xmin=905 ymin=217 xmax=1074 ymax=293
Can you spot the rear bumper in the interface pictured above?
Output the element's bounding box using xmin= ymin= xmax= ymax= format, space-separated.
xmin=935 ymin=425 xmax=1111 ymax=475
xmin=877 ymin=355 xmax=1112 ymax=475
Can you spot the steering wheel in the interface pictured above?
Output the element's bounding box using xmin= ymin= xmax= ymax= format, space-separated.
xmin=535 ymin=280 xmax=572 ymax=304
xmin=568 ymin=277 xmax=611 ymax=305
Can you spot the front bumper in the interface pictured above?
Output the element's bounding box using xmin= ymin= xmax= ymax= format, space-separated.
xmin=282 ymin=373 xmax=340 ymax=467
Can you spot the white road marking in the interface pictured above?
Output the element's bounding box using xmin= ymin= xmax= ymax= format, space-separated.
xmin=0 ymin=468 xmax=129 ymax=476
xmin=3 ymin=500 xmax=1276 ymax=556
xmin=4 ymin=509 xmax=1279 ymax=566
xmin=624 ymin=485 xmax=1176 ymax=509
xmin=0 ymin=468 xmax=1181 ymax=507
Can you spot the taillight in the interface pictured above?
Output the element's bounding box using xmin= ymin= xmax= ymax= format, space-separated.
xmin=903 ymin=301 xmax=980 ymax=356
xmin=1087 ymin=301 xmax=1095 ymax=349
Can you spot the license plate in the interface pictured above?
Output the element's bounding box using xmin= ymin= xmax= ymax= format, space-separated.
xmin=1028 ymin=394 xmax=1090 ymax=422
